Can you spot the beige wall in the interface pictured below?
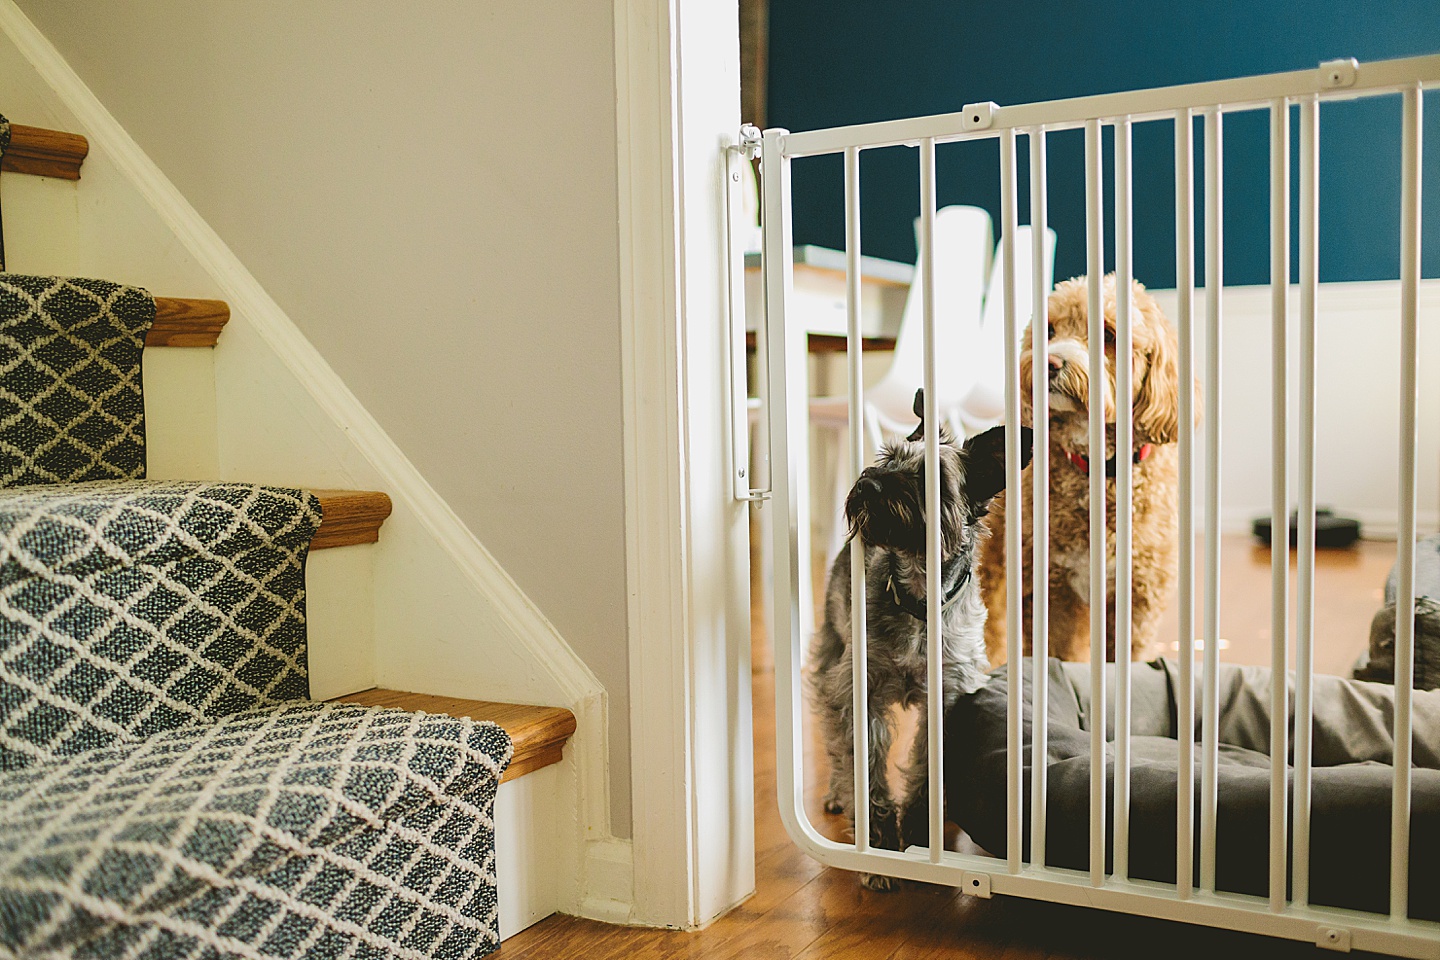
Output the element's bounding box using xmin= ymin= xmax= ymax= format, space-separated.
xmin=14 ymin=0 xmax=632 ymax=834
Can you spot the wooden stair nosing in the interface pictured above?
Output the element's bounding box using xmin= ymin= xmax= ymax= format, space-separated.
xmin=149 ymin=297 xmax=230 ymax=347
xmin=312 ymin=490 xmax=392 ymax=551
xmin=1 ymin=123 xmax=89 ymax=180
xmin=330 ymin=689 xmax=577 ymax=783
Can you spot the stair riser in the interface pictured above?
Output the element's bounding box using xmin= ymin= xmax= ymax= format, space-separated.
xmin=495 ymin=765 xmax=563 ymax=939
xmin=142 ymin=347 xmax=220 ymax=479
xmin=306 ymin=543 xmax=377 ymax=700
xmin=0 ymin=173 xmax=78 ymax=275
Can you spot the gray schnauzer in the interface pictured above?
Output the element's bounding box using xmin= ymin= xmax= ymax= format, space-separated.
xmin=810 ymin=389 xmax=1030 ymax=888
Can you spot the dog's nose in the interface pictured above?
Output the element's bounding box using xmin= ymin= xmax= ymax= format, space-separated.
xmin=1048 ymin=355 xmax=1063 ymax=378
xmin=856 ymin=475 xmax=883 ymax=496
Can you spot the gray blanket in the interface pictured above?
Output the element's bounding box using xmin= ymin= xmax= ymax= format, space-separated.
xmin=946 ymin=659 xmax=1440 ymax=919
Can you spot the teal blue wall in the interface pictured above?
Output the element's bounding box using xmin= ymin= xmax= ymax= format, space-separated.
xmin=766 ymin=1 xmax=1440 ymax=286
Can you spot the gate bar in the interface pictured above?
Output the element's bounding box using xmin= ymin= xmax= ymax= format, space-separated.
xmin=1294 ymin=96 xmax=1318 ymax=908
xmin=1267 ymin=97 xmax=1290 ymax=915
xmin=760 ymin=126 xmax=817 ymax=863
xmin=776 ymin=55 xmax=1440 ymax=158
xmin=1392 ymin=83 xmax=1422 ymax=920
xmin=1084 ymin=117 xmax=1107 ymax=888
xmin=920 ymin=137 xmax=945 ymax=865
xmin=1030 ymin=128 xmax=1052 ymax=872
xmin=845 ymin=146 xmax=871 ymax=854
xmin=1001 ymin=128 xmax=1024 ymax=875
xmin=1200 ymin=107 xmax=1223 ymax=896
xmin=1113 ymin=115 xmax=1135 ymax=882
xmin=1174 ymin=107 xmax=1197 ymax=902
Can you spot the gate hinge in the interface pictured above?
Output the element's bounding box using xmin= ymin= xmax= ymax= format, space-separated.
xmin=738 ymin=123 xmax=763 ymax=160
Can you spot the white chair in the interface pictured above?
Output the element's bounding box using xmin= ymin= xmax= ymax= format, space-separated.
xmin=809 ymin=205 xmax=995 ymax=455
xmin=809 ymin=209 xmax=1058 ymax=560
xmin=954 ymin=224 xmax=1058 ymax=434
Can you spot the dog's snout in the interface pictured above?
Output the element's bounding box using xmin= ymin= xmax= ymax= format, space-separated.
xmin=855 ymin=475 xmax=883 ymax=496
xmin=1048 ymin=354 xmax=1063 ymax=378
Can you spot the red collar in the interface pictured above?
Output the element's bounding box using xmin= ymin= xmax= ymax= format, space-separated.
xmin=1066 ymin=443 xmax=1153 ymax=477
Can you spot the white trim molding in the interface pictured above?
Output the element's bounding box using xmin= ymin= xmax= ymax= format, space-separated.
xmin=616 ymin=0 xmax=754 ymax=930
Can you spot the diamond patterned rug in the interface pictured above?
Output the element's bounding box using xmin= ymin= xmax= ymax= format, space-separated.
xmin=0 ymin=700 xmax=512 ymax=960
xmin=0 ymin=275 xmax=156 ymax=487
xmin=0 ymin=480 xmax=321 ymax=770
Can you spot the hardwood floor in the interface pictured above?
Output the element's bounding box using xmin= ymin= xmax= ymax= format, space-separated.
xmin=496 ymin=535 xmax=1402 ymax=959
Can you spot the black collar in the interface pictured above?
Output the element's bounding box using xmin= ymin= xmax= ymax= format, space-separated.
xmin=884 ymin=553 xmax=971 ymax=623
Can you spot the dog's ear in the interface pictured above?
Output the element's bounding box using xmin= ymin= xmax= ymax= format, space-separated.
xmin=1134 ymin=299 xmax=1180 ymax=445
xmin=906 ymin=387 xmax=925 ymax=442
xmin=962 ymin=424 xmax=1033 ymax=505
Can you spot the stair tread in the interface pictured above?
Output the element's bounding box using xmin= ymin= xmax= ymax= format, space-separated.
xmin=312 ymin=489 xmax=392 ymax=550
xmin=1 ymin=123 xmax=88 ymax=180
xmin=149 ymin=297 xmax=229 ymax=347
xmin=330 ymin=689 xmax=576 ymax=783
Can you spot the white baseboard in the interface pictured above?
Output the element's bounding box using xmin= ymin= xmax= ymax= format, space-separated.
xmin=577 ymin=837 xmax=636 ymax=925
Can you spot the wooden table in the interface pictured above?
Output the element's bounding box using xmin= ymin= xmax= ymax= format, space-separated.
xmin=744 ymin=244 xmax=910 ymax=352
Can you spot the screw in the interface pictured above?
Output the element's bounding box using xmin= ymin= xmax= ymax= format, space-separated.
xmin=732 ymin=172 xmax=741 ymax=182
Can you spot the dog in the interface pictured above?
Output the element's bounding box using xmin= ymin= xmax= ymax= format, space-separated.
xmin=980 ymin=274 xmax=1184 ymax=666
xmin=811 ymin=390 xmax=1030 ymax=887
xmin=1356 ymin=533 xmax=1440 ymax=691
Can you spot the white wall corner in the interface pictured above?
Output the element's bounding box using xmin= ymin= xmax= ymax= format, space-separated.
xmin=0 ymin=0 xmax=624 ymax=922
xmin=615 ymin=0 xmax=753 ymax=931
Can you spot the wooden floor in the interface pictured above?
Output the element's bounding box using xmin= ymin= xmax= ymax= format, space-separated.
xmin=496 ymin=535 xmax=1401 ymax=959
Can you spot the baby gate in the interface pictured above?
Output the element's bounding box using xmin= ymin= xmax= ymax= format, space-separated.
xmin=744 ymin=55 xmax=1440 ymax=957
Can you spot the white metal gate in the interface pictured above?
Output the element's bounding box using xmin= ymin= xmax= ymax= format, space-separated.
xmin=747 ymin=55 xmax=1440 ymax=957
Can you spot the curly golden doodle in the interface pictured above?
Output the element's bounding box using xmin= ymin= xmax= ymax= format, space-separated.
xmin=980 ymin=274 xmax=1185 ymax=665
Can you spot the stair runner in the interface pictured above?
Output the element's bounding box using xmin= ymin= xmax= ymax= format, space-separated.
xmin=0 ymin=271 xmax=511 ymax=958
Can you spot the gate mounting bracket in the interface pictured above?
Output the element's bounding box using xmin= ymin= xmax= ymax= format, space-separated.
xmin=739 ymin=123 xmax=763 ymax=160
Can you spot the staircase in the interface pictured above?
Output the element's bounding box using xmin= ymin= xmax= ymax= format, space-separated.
xmin=0 ymin=119 xmax=576 ymax=957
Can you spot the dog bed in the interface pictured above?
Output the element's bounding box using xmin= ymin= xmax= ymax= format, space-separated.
xmin=944 ymin=659 xmax=1440 ymax=919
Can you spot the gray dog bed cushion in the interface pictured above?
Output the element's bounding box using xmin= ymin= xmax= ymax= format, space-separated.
xmin=944 ymin=659 xmax=1440 ymax=919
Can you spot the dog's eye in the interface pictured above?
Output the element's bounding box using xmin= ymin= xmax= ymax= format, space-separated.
xmin=1104 ymin=327 xmax=1116 ymax=347
xmin=1046 ymin=323 xmax=1055 ymax=340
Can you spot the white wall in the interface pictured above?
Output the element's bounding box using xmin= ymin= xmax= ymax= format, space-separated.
xmin=12 ymin=0 xmax=635 ymax=835
xmin=1148 ymin=281 xmax=1440 ymax=538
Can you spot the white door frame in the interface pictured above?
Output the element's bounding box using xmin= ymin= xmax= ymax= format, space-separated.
xmin=615 ymin=0 xmax=755 ymax=929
